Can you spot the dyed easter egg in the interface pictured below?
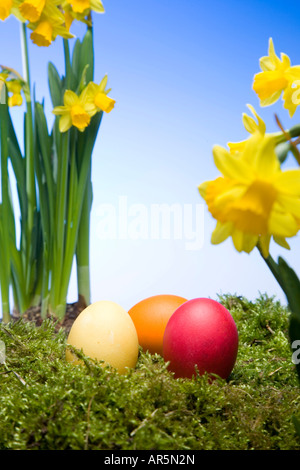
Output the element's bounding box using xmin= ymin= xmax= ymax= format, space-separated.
xmin=128 ymin=294 xmax=188 ymax=355
xmin=66 ymin=300 xmax=139 ymax=374
xmin=163 ymin=298 xmax=238 ymax=379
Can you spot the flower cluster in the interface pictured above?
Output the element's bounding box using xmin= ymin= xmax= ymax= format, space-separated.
xmin=199 ymin=39 xmax=300 ymax=258
xmin=0 ymin=0 xmax=115 ymax=323
xmin=0 ymin=66 xmax=25 ymax=106
xmin=53 ymin=75 xmax=115 ymax=132
xmin=0 ymin=0 xmax=105 ymax=46
xmin=253 ymin=38 xmax=300 ymax=117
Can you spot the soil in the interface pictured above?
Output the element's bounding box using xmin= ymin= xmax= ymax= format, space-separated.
xmin=10 ymin=301 xmax=85 ymax=335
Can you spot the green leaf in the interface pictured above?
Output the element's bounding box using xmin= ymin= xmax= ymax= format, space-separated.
xmin=275 ymin=141 xmax=291 ymax=164
xmin=71 ymin=38 xmax=81 ymax=83
xmin=292 ymin=415 xmax=300 ymax=437
xmin=79 ymin=28 xmax=94 ymax=84
xmin=35 ymin=102 xmax=54 ymax=231
xmin=48 ymin=62 xmax=62 ymax=107
xmin=76 ymin=64 xmax=90 ymax=94
xmin=277 ymin=256 xmax=300 ymax=319
xmin=35 ymin=102 xmax=51 ymax=159
xmin=260 ymin=253 xmax=286 ymax=294
xmin=7 ymin=111 xmax=27 ymax=221
xmin=0 ymin=97 xmax=11 ymax=320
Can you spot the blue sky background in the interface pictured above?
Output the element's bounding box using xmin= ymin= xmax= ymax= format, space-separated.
xmin=1 ymin=0 xmax=300 ymax=316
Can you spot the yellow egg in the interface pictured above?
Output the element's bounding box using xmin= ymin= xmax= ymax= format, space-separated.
xmin=66 ymin=300 xmax=139 ymax=374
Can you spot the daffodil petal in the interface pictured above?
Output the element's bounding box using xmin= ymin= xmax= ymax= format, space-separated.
xmin=259 ymin=90 xmax=282 ymax=107
xmin=282 ymin=81 xmax=299 ymax=117
xmin=90 ymin=0 xmax=105 ymax=13
xmin=213 ymin=145 xmax=252 ymax=184
xmin=98 ymin=74 xmax=108 ymax=92
xmin=64 ymin=90 xmax=79 ymax=107
xmin=231 ymin=229 xmax=258 ymax=253
xmin=211 ymin=221 xmax=232 ymax=244
xmin=258 ymin=235 xmax=271 ymax=258
xmin=52 ymin=105 xmax=67 ymax=115
xmin=273 ymin=169 xmax=300 ymax=196
xmin=268 ymin=210 xmax=299 ymax=237
xmin=275 ymin=194 xmax=300 ymax=219
xmin=198 ymin=181 xmax=209 ymax=199
xmin=243 ymin=104 xmax=266 ymax=134
xmin=59 ymin=114 xmax=72 ymax=132
xmin=242 ymin=233 xmax=259 ymax=253
xmin=227 ymin=140 xmax=247 ymax=155
xmin=273 ymin=235 xmax=290 ymax=250
xmin=254 ymin=134 xmax=280 ymax=176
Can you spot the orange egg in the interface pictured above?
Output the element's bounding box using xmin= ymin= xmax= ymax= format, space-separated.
xmin=128 ymin=294 xmax=188 ymax=355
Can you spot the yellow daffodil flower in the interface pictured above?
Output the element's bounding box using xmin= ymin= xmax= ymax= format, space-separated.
xmin=227 ymin=105 xmax=266 ymax=155
xmin=0 ymin=0 xmax=24 ymax=21
xmin=65 ymin=0 xmax=104 ymax=14
xmin=62 ymin=2 xmax=92 ymax=30
xmin=19 ymin=0 xmax=61 ymax=23
xmin=199 ymin=131 xmax=300 ymax=257
xmin=0 ymin=71 xmax=10 ymax=83
xmin=0 ymin=68 xmax=24 ymax=107
xmin=86 ymin=75 xmax=116 ymax=114
xmin=227 ymin=104 xmax=284 ymax=156
xmin=19 ymin=0 xmax=46 ymax=22
xmin=253 ymin=38 xmax=300 ymax=117
xmin=28 ymin=13 xmax=74 ymax=46
xmin=0 ymin=0 xmax=13 ymax=20
xmin=52 ymin=88 xmax=95 ymax=132
xmin=282 ymin=79 xmax=300 ymax=118
xmin=6 ymin=79 xmax=23 ymax=106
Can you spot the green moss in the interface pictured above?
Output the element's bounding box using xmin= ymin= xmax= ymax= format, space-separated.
xmin=0 ymin=294 xmax=299 ymax=450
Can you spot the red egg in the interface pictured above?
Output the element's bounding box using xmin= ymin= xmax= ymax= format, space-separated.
xmin=163 ymin=298 xmax=238 ymax=380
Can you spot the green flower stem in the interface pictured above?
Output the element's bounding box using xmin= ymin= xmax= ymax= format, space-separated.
xmin=75 ymin=126 xmax=93 ymax=309
xmin=274 ymin=124 xmax=300 ymax=144
xmin=47 ymin=38 xmax=73 ymax=318
xmin=55 ymin=131 xmax=77 ymax=319
xmin=57 ymin=113 xmax=103 ymax=319
xmin=24 ymin=101 xmax=36 ymax=293
xmin=257 ymin=245 xmax=286 ymax=294
xmin=20 ymin=22 xmax=31 ymax=90
xmin=76 ymin=175 xmax=92 ymax=309
xmin=34 ymin=102 xmax=55 ymax=318
xmin=0 ymin=85 xmax=11 ymax=322
xmin=55 ymin=143 xmax=84 ymax=319
xmin=63 ymin=39 xmax=72 ymax=89
xmin=50 ymin=131 xmax=70 ymax=315
xmin=20 ymin=22 xmax=37 ymax=301
xmin=9 ymin=240 xmax=28 ymax=314
xmin=289 ymin=124 xmax=300 ymax=138
xmin=74 ymin=25 xmax=95 ymax=310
